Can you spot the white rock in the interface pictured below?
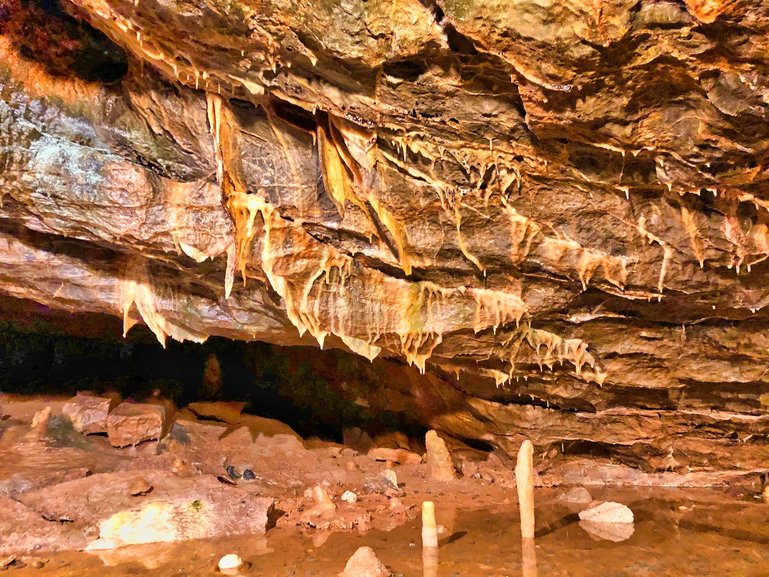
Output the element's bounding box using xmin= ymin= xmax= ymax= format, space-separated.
xmin=382 ymin=469 xmax=398 ymax=489
xmin=341 ymin=490 xmax=358 ymax=503
xmin=578 ymin=501 xmax=634 ymax=524
xmin=218 ymin=553 xmax=243 ymax=575
xmin=579 ymin=519 xmax=635 ymax=542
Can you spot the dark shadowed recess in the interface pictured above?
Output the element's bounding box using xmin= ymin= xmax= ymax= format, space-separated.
xmin=0 ymin=0 xmax=128 ymax=82
xmin=0 ymin=296 xmax=427 ymax=442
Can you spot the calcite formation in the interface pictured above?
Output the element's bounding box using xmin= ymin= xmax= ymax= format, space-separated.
xmin=3 ymin=0 xmax=769 ymax=483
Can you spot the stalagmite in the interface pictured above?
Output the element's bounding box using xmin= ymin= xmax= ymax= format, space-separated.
xmin=421 ymin=501 xmax=438 ymax=549
xmin=515 ymin=440 xmax=535 ymax=540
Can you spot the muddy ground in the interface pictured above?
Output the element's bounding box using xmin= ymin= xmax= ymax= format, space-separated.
xmin=1 ymin=393 xmax=769 ymax=576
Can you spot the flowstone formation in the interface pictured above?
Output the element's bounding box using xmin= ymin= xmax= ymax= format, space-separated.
xmin=3 ymin=0 xmax=769 ymax=484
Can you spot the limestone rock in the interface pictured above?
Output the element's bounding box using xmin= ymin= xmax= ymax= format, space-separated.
xmin=425 ymin=430 xmax=456 ymax=482
xmin=106 ymin=403 xmax=166 ymax=447
xmin=218 ymin=553 xmax=243 ymax=576
xmin=16 ymin=471 xmax=274 ymax=549
xmin=339 ymin=546 xmax=391 ymax=577
xmin=62 ymin=394 xmax=111 ymax=435
xmin=341 ymin=490 xmax=358 ymax=504
xmin=578 ymin=501 xmax=634 ymax=524
xmin=579 ymin=519 xmax=635 ymax=542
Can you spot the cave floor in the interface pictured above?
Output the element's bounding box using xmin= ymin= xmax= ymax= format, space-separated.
xmin=1 ymin=394 xmax=768 ymax=576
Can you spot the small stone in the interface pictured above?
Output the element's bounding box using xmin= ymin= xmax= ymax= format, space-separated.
xmin=225 ymin=465 xmax=241 ymax=479
xmin=129 ymin=478 xmax=153 ymax=497
xmin=217 ymin=553 xmax=243 ymax=576
xmin=306 ymin=485 xmax=336 ymax=513
xmin=30 ymin=407 xmax=52 ymax=430
xmin=242 ymin=469 xmax=255 ymax=481
xmin=341 ymin=490 xmax=358 ymax=503
xmin=62 ymin=395 xmax=111 ymax=435
xmin=0 ymin=556 xmax=15 ymax=569
xmin=425 ymin=430 xmax=456 ymax=482
xmin=339 ymin=546 xmax=391 ymax=577
xmin=578 ymin=501 xmax=634 ymax=524
xmin=382 ymin=469 xmax=398 ymax=489
xmin=106 ymin=403 xmax=166 ymax=447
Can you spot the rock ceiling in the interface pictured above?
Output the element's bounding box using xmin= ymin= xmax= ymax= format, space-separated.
xmin=3 ymin=0 xmax=769 ymax=481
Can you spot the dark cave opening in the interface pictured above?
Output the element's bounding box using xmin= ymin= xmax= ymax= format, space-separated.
xmin=0 ymin=0 xmax=128 ymax=83
xmin=0 ymin=298 xmax=427 ymax=444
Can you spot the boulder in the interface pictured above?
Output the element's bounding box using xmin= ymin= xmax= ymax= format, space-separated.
xmin=106 ymin=403 xmax=166 ymax=447
xmin=63 ymin=394 xmax=111 ymax=435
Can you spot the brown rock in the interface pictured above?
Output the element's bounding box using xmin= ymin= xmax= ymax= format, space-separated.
xmin=129 ymin=478 xmax=153 ymax=496
xmin=339 ymin=546 xmax=391 ymax=577
xmin=367 ymin=447 xmax=422 ymax=465
xmin=425 ymin=430 xmax=456 ymax=482
xmin=62 ymin=394 xmax=111 ymax=435
xmin=16 ymin=471 xmax=274 ymax=550
xmin=0 ymin=497 xmax=86 ymax=555
xmin=106 ymin=403 xmax=166 ymax=447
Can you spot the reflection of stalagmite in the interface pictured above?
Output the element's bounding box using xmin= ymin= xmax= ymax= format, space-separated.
xmin=422 ymin=546 xmax=439 ymax=577
xmin=521 ymin=534 xmax=538 ymax=577
xmin=516 ymin=440 xmax=537 ymax=577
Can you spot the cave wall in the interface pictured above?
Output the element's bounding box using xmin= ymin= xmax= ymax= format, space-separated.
xmin=3 ymin=0 xmax=769 ymax=483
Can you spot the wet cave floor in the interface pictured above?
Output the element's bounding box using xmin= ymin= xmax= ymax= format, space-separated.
xmin=1 ymin=394 xmax=769 ymax=577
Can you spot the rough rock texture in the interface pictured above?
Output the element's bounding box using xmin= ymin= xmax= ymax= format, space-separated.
xmin=16 ymin=470 xmax=276 ymax=549
xmin=340 ymin=546 xmax=391 ymax=577
xmin=425 ymin=429 xmax=456 ymax=482
xmin=63 ymin=394 xmax=111 ymax=434
xmin=3 ymin=0 xmax=769 ymax=482
xmin=106 ymin=402 xmax=166 ymax=447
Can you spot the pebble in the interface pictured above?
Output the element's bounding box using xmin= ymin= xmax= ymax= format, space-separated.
xmin=226 ymin=465 xmax=241 ymax=479
xmin=341 ymin=490 xmax=358 ymax=503
xmin=217 ymin=553 xmax=243 ymax=575
xmin=382 ymin=469 xmax=398 ymax=489
xmin=242 ymin=469 xmax=256 ymax=481
xmin=129 ymin=478 xmax=153 ymax=497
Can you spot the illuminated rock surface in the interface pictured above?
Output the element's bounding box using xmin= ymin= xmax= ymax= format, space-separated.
xmin=3 ymin=0 xmax=769 ymax=482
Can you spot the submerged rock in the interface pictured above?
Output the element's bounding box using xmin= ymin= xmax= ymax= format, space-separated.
xmin=578 ymin=501 xmax=634 ymax=524
xmin=339 ymin=546 xmax=391 ymax=577
xmin=579 ymin=519 xmax=635 ymax=542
